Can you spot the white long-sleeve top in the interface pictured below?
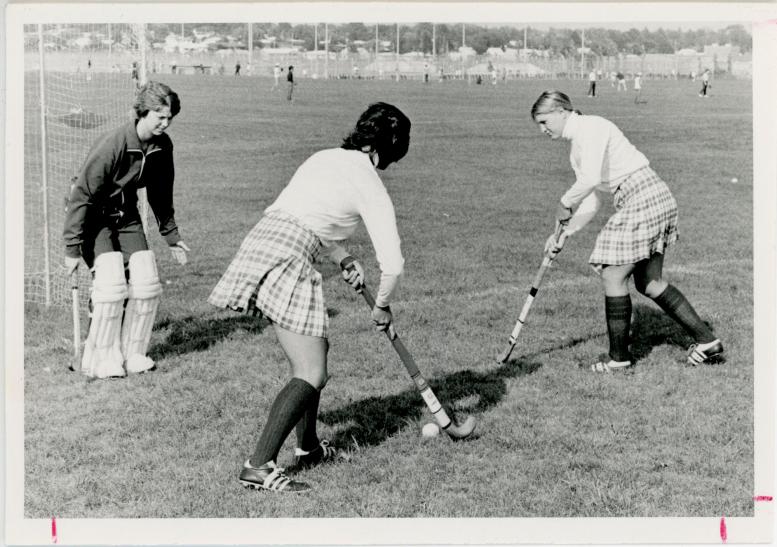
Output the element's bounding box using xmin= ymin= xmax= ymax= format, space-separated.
xmin=266 ymin=148 xmax=404 ymax=307
xmin=559 ymin=112 xmax=649 ymax=234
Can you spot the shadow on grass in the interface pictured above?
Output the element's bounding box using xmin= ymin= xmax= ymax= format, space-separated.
xmin=149 ymin=308 xmax=341 ymax=360
xmin=318 ymin=333 xmax=597 ymax=449
xmin=150 ymin=315 xmax=270 ymax=360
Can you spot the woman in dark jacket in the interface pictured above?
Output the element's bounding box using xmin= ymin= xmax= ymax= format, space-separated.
xmin=64 ymin=80 xmax=189 ymax=272
xmin=63 ymin=80 xmax=190 ymax=378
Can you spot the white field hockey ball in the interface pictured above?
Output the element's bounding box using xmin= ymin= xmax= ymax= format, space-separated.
xmin=730 ymin=178 xmax=738 ymax=184
xmin=421 ymin=423 xmax=440 ymax=438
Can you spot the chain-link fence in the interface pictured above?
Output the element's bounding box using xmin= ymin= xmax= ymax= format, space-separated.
xmin=24 ymin=23 xmax=145 ymax=307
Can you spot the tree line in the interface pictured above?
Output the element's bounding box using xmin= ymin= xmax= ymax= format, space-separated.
xmin=150 ymin=23 xmax=751 ymax=56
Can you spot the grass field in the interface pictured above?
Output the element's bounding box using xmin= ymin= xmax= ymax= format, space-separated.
xmin=22 ymin=75 xmax=754 ymax=519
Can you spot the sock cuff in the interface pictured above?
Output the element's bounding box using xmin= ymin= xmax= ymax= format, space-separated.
xmin=289 ymin=377 xmax=319 ymax=396
xmin=605 ymin=294 xmax=632 ymax=314
xmin=653 ymin=283 xmax=680 ymax=306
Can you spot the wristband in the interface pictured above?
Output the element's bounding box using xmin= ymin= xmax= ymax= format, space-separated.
xmin=376 ymin=304 xmax=391 ymax=312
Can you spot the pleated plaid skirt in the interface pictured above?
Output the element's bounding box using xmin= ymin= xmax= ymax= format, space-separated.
xmin=589 ymin=166 xmax=679 ymax=271
xmin=208 ymin=211 xmax=328 ymax=337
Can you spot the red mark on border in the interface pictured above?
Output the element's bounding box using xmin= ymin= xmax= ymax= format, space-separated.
xmin=51 ymin=517 xmax=58 ymax=543
xmin=720 ymin=517 xmax=727 ymax=543
xmin=754 ymin=495 xmax=773 ymax=501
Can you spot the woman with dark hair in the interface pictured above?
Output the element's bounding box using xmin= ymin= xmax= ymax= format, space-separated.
xmin=209 ymin=102 xmax=411 ymax=493
xmin=531 ymin=90 xmax=722 ymax=372
xmin=63 ymin=80 xmax=190 ymax=378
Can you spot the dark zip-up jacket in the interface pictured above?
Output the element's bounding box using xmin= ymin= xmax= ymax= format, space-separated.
xmin=63 ymin=120 xmax=181 ymax=259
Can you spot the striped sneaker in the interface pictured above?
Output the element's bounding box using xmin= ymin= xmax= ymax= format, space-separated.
xmin=239 ymin=460 xmax=310 ymax=493
xmin=687 ymin=339 xmax=724 ymax=366
xmin=294 ymin=440 xmax=340 ymax=468
xmin=582 ymin=354 xmax=633 ymax=373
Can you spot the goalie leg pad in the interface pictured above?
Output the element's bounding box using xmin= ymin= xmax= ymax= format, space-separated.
xmin=82 ymin=252 xmax=128 ymax=378
xmin=122 ymin=250 xmax=163 ymax=373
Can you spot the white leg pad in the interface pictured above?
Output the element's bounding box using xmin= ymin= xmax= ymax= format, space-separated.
xmin=121 ymin=250 xmax=163 ymax=373
xmin=82 ymin=252 xmax=128 ymax=379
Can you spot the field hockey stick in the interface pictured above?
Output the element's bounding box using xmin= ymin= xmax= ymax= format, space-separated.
xmin=341 ymin=259 xmax=477 ymax=440
xmin=69 ymin=270 xmax=81 ymax=372
xmin=497 ymin=223 xmax=567 ymax=364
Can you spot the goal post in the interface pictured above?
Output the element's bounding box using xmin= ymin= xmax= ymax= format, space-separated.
xmin=24 ymin=22 xmax=147 ymax=308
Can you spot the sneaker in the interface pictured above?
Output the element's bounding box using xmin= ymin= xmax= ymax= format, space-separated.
xmin=687 ymin=339 xmax=724 ymax=365
xmin=582 ymin=354 xmax=633 ymax=373
xmin=239 ymin=460 xmax=310 ymax=493
xmin=294 ymin=440 xmax=340 ymax=468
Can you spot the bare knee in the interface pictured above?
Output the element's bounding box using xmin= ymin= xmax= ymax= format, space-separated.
xmin=601 ymin=265 xmax=632 ymax=296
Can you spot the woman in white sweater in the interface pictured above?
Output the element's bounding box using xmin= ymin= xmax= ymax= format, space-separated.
xmin=209 ymin=102 xmax=410 ymax=493
xmin=531 ymin=90 xmax=723 ymax=373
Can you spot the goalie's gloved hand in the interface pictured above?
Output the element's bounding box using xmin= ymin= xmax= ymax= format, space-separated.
xmin=371 ymin=304 xmax=392 ymax=333
xmin=339 ymin=256 xmax=364 ymax=289
xmin=65 ymin=256 xmax=81 ymax=276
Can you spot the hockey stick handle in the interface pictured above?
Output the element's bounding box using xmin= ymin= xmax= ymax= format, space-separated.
xmin=341 ymin=259 xmax=475 ymax=437
xmin=70 ymin=271 xmax=81 ymax=370
xmin=497 ymin=225 xmax=566 ymax=364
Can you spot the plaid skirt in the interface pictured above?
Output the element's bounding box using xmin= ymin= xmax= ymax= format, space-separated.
xmin=589 ymin=166 xmax=679 ymax=271
xmin=208 ymin=211 xmax=328 ymax=337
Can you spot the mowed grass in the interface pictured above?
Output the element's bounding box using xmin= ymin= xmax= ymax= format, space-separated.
xmin=22 ymin=75 xmax=753 ymax=518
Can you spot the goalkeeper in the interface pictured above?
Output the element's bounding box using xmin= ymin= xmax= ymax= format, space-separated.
xmin=62 ymin=81 xmax=190 ymax=379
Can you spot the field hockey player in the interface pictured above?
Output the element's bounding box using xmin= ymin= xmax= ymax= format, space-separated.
xmin=531 ymin=90 xmax=724 ymax=373
xmin=63 ymin=81 xmax=190 ymax=379
xmin=208 ymin=102 xmax=411 ymax=493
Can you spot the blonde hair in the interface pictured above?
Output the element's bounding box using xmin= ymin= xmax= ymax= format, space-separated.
xmin=530 ymin=90 xmax=580 ymax=121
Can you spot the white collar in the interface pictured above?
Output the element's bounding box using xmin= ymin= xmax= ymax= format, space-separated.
xmin=561 ymin=111 xmax=581 ymax=141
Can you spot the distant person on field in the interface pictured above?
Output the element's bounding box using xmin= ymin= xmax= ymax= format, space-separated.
xmin=286 ymin=65 xmax=295 ymax=102
xmin=587 ymin=69 xmax=597 ymax=97
xmin=530 ymin=90 xmax=723 ymax=373
xmin=633 ymin=72 xmax=644 ymax=104
xmin=63 ymin=81 xmax=190 ymax=379
xmin=235 ymin=61 xmax=241 ymax=76
xmin=131 ymin=61 xmax=140 ymax=89
xmin=272 ymin=63 xmax=282 ymax=90
xmin=208 ymin=102 xmax=412 ymax=493
xmin=616 ymin=71 xmax=626 ymax=91
xmin=699 ymin=69 xmax=711 ymax=97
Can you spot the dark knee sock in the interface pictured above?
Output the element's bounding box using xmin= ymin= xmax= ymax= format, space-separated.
xmin=652 ymin=284 xmax=715 ymax=343
xmin=250 ymin=378 xmax=318 ymax=467
xmin=294 ymin=387 xmax=321 ymax=452
xmin=606 ymin=295 xmax=632 ymax=362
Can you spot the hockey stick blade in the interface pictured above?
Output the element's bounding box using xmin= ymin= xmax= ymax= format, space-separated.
xmin=497 ymin=342 xmax=516 ymax=364
xmin=442 ymin=415 xmax=477 ymax=439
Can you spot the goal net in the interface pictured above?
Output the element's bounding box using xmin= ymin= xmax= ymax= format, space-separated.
xmin=24 ymin=23 xmax=146 ymax=307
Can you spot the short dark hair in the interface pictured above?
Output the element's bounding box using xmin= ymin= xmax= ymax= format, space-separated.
xmin=341 ymin=102 xmax=411 ymax=169
xmin=133 ymin=80 xmax=181 ymax=119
